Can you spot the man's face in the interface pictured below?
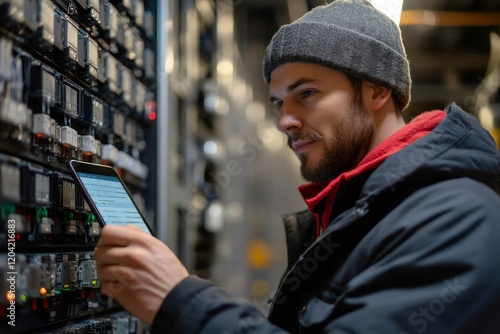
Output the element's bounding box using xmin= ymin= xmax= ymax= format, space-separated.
xmin=269 ymin=62 xmax=374 ymax=182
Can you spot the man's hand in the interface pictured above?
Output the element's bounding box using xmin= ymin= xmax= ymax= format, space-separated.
xmin=94 ymin=225 xmax=189 ymax=324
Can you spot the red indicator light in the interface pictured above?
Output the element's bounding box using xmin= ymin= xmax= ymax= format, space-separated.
xmin=146 ymin=100 xmax=157 ymax=121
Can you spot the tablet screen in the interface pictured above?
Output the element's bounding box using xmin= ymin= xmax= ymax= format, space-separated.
xmin=77 ymin=172 xmax=151 ymax=235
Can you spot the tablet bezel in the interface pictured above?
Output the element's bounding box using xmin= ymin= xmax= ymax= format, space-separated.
xmin=68 ymin=159 xmax=155 ymax=236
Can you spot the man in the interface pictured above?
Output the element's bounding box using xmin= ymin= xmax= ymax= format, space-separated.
xmin=95 ymin=0 xmax=500 ymax=333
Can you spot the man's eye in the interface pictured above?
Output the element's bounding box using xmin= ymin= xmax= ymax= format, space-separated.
xmin=272 ymin=101 xmax=283 ymax=116
xmin=273 ymin=100 xmax=283 ymax=108
xmin=301 ymin=90 xmax=315 ymax=98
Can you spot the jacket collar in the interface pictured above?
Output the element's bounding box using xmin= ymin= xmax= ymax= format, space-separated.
xmin=298 ymin=109 xmax=447 ymax=236
xmin=282 ymin=103 xmax=500 ymax=263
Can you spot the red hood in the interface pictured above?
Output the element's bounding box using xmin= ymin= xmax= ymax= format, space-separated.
xmin=298 ymin=110 xmax=447 ymax=238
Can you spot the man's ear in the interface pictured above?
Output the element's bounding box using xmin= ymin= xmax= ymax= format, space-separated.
xmin=362 ymin=81 xmax=393 ymax=111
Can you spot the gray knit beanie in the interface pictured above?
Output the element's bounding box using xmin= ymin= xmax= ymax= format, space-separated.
xmin=263 ymin=0 xmax=411 ymax=110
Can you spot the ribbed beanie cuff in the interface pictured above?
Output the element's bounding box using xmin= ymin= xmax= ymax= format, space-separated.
xmin=263 ymin=0 xmax=411 ymax=110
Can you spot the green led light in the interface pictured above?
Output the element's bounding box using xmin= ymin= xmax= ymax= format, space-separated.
xmin=21 ymin=294 xmax=27 ymax=302
xmin=87 ymin=213 xmax=96 ymax=225
xmin=91 ymin=280 xmax=97 ymax=286
xmin=1 ymin=203 xmax=16 ymax=220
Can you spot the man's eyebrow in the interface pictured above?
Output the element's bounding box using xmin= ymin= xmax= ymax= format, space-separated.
xmin=269 ymin=78 xmax=318 ymax=103
xmin=287 ymin=78 xmax=317 ymax=92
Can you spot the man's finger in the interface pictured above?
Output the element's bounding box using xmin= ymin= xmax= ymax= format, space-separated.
xmin=98 ymin=264 xmax=136 ymax=284
xmin=125 ymin=224 xmax=144 ymax=231
xmin=94 ymin=245 xmax=142 ymax=269
xmin=96 ymin=225 xmax=137 ymax=247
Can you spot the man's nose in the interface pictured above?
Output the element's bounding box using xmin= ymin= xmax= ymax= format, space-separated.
xmin=277 ymin=103 xmax=302 ymax=133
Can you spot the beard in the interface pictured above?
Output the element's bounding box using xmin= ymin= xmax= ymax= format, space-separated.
xmin=289 ymin=98 xmax=374 ymax=182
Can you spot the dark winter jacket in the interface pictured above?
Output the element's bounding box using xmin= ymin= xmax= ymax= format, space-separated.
xmin=152 ymin=103 xmax=500 ymax=333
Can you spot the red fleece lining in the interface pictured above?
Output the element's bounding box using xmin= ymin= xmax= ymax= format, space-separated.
xmin=298 ymin=110 xmax=447 ymax=238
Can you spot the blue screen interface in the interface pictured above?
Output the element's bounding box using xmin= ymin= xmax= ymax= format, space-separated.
xmin=77 ymin=172 xmax=151 ymax=235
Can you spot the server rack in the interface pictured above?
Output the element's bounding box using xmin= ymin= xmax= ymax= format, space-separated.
xmin=0 ymin=0 xmax=156 ymax=332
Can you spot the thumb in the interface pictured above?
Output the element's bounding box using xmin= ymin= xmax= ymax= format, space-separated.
xmin=125 ymin=224 xmax=144 ymax=231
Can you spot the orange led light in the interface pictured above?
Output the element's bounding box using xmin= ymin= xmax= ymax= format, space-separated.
xmin=39 ymin=287 xmax=47 ymax=295
xmin=6 ymin=291 xmax=15 ymax=301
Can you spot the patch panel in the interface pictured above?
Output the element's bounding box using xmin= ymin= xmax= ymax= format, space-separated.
xmin=112 ymin=0 xmax=133 ymax=17
xmin=124 ymin=25 xmax=135 ymax=57
xmin=85 ymin=0 xmax=100 ymax=27
xmin=9 ymin=212 xmax=27 ymax=234
xmin=77 ymin=32 xmax=99 ymax=84
xmin=115 ymin=12 xmax=127 ymax=51
xmin=133 ymin=30 xmax=144 ymax=71
xmin=19 ymin=163 xmax=52 ymax=206
xmin=78 ymin=257 xmax=98 ymax=289
xmin=80 ymin=135 xmax=97 ymax=156
xmin=1 ymin=0 xmax=155 ymax=331
xmin=0 ymin=252 xmax=133 ymax=332
xmin=39 ymin=0 xmax=57 ymax=48
xmin=116 ymin=151 xmax=147 ymax=180
xmin=35 ymin=172 xmax=51 ymax=204
xmin=99 ymin=1 xmax=119 ymax=42
xmin=55 ymin=253 xmax=78 ymax=292
xmin=23 ymin=0 xmax=56 ymax=50
xmin=54 ymin=10 xmax=80 ymax=67
xmin=99 ymin=50 xmax=120 ymax=95
xmin=82 ymin=93 xmax=104 ymax=128
xmin=0 ymin=96 xmax=33 ymax=132
xmin=61 ymin=177 xmax=76 ymax=209
xmin=60 ymin=126 xmax=79 ymax=151
xmin=1 ymin=3 xmax=154 ymax=118
xmin=101 ymin=143 xmax=118 ymax=164
xmin=17 ymin=253 xmax=56 ymax=299
xmin=0 ymin=92 xmax=33 ymax=148
xmin=29 ymin=63 xmax=58 ymax=113
xmin=37 ymin=216 xmax=53 ymax=235
xmin=0 ymin=0 xmax=25 ymax=31
xmin=143 ymin=9 xmax=154 ymax=40
xmin=0 ymin=202 xmax=101 ymax=244
xmin=121 ymin=66 xmax=133 ymax=109
xmin=133 ymin=0 xmax=144 ymax=29
xmin=32 ymin=113 xmax=55 ymax=139
xmin=134 ymin=80 xmax=146 ymax=117
xmin=112 ymin=109 xmax=125 ymax=138
xmin=0 ymin=37 xmax=12 ymax=81
xmin=0 ymin=162 xmax=21 ymax=203
xmin=124 ymin=118 xmax=136 ymax=146
xmin=143 ymin=47 xmax=155 ymax=81
xmin=62 ymin=80 xmax=81 ymax=118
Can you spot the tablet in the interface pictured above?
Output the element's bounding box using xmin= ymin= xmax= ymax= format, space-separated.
xmin=68 ymin=160 xmax=155 ymax=236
